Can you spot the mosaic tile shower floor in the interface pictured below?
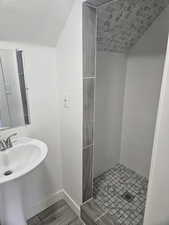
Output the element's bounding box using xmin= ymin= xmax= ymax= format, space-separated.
xmin=93 ymin=164 xmax=148 ymax=225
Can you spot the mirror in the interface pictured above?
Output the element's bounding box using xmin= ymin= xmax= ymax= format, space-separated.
xmin=0 ymin=49 xmax=30 ymax=130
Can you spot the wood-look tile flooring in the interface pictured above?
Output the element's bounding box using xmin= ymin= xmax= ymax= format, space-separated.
xmin=28 ymin=199 xmax=83 ymax=225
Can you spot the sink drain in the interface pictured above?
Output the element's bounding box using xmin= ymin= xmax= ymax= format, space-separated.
xmin=4 ymin=170 xmax=13 ymax=176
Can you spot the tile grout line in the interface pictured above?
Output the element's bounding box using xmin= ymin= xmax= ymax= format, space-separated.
xmin=83 ymin=144 xmax=94 ymax=150
xmin=83 ymin=76 xmax=96 ymax=79
xmin=95 ymin=210 xmax=109 ymax=222
xmin=81 ymin=197 xmax=94 ymax=207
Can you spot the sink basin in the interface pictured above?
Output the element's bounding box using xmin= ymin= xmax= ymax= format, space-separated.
xmin=0 ymin=137 xmax=48 ymax=225
xmin=0 ymin=138 xmax=48 ymax=184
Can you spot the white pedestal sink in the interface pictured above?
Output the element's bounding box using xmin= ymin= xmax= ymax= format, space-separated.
xmin=0 ymin=137 xmax=48 ymax=225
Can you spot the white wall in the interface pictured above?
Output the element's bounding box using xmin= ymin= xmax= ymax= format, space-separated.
xmin=0 ymin=0 xmax=74 ymax=46
xmin=94 ymin=52 xmax=127 ymax=177
xmin=0 ymin=0 xmax=83 ymax=216
xmin=0 ymin=41 xmax=62 ymax=218
xmin=56 ymin=0 xmax=83 ymax=206
xmin=120 ymin=7 xmax=169 ymax=178
xmin=144 ymin=25 xmax=169 ymax=225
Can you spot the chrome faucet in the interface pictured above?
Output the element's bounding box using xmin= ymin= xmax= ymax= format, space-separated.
xmin=0 ymin=139 xmax=6 ymax=151
xmin=0 ymin=133 xmax=17 ymax=151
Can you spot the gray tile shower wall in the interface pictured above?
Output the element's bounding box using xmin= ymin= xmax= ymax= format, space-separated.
xmin=83 ymin=145 xmax=94 ymax=202
xmin=83 ymin=2 xmax=96 ymax=203
xmin=83 ymin=121 xmax=94 ymax=147
xmin=83 ymin=78 xmax=95 ymax=147
xmin=86 ymin=0 xmax=112 ymax=7
xmin=83 ymin=79 xmax=95 ymax=122
xmin=83 ymin=4 xmax=96 ymax=77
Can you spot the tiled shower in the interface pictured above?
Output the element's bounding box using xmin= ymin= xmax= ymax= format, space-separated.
xmin=82 ymin=3 xmax=96 ymax=202
xmin=82 ymin=1 xmax=169 ymax=225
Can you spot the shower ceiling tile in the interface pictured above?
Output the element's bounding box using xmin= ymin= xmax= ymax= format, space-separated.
xmin=96 ymin=0 xmax=169 ymax=52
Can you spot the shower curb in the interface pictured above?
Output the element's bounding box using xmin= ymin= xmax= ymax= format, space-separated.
xmin=80 ymin=199 xmax=111 ymax=225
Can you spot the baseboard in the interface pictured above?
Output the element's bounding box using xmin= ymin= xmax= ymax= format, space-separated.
xmin=26 ymin=189 xmax=64 ymax=219
xmin=26 ymin=189 xmax=80 ymax=219
xmin=62 ymin=190 xmax=80 ymax=216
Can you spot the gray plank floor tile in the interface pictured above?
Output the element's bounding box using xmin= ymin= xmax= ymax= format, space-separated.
xmin=69 ymin=217 xmax=84 ymax=225
xmin=81 ymin=210 xmax=96 ymax=225
xmin=96 ymin=213 xmax=117 ymax=225
xmin=27 ymin=216 xmax=42 ymax=225
xmin=81 ymin=199 xmax=104 ymax=221
xmin=38 ymin=199 xmax=66 ymax=220
xmin=41 ymin=202 xmax=77 ymax=225
xmin=28 ymin=199 xmax=82 ymax=225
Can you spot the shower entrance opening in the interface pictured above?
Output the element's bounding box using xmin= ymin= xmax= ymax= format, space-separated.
xmin=82 ymin=1 xmax=169 ymax=225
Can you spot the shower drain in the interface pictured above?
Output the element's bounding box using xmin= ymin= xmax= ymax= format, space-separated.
xmin=121 ymin=191 xmax=135 ymax=202
xmin=4 ymin=170 xmax=13 ymax=176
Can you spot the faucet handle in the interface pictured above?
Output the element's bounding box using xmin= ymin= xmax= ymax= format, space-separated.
xmin=5 ymin=133 xmax=17 ymax=148
xmin=6 ymin=133 xmax=17 ymax=139
xmin=0 ymin=139 xmax=7 ymax=151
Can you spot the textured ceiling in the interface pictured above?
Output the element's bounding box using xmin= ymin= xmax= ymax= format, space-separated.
xmin=96 ymin=0 xmax=169 ymax=52
xmin=0 ymin=0 xmax=74 ymax=46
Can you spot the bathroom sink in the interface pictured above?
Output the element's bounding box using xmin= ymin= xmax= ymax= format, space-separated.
xmin=0 ymin=137 xmax=48 ymax=184
xmin=0 ymin=137 xmax=48 ymax=225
